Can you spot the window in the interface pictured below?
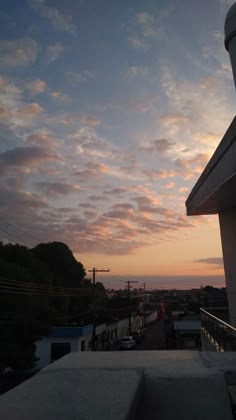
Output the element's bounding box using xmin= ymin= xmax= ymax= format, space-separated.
xmin=51 ymin=343 xmax=71 ymax=363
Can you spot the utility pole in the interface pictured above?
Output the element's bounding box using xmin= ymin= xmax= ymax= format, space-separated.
xmin=125 ymin=280 xmax=138 ymax=335
xmin=143 ymin=282 xmax=146 ymax=329
xmin=88 ymin=267 xmax=110 ymax=286
xmin=88 ymin=267 xmax=110 ymax=350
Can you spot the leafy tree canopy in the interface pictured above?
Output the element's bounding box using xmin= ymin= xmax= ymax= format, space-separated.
xmin=32 ymin=242 xmax=86 ymax=287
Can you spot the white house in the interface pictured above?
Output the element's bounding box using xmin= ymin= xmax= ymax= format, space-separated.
xmin=35 ymin=325 xmax=93 ymax=369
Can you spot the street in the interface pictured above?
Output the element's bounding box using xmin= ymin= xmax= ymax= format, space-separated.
xmin=111 ymin=319 xmax=168 ymax=351
xmin=136 ymin=320 xmax=167 ymax=350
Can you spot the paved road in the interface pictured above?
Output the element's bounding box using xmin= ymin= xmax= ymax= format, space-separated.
xmin=111 ymin=320 xmax=167 ymax=351
xmin=137 ymin=320 xmax=167 ymax=350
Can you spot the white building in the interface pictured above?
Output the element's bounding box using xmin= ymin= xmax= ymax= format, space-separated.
xmin=35 ymin=325 xmax=93 ymax=369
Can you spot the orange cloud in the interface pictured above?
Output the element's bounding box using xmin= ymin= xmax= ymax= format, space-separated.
xmin=157 ymin=114 xmax=190 ymax=125
xmin=26 ymin=79 xmax=47 ymax=95
xmin=194 ymin=132 xmax=221 ymax=145
xmin=16 ymin=102 xmax=44 ymax=120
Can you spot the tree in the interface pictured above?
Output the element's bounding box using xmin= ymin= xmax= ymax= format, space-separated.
xmin=32 ymin=242 xmax=86 ymax=287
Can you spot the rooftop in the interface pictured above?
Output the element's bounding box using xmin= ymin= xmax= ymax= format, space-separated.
xmin=0 ymin=351 xmax=235 ymax=420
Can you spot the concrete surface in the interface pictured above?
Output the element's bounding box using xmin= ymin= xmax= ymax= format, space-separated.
xmin=0 ymin=368 xmax=142 ymax=420
xmin=0 ymin=351 xmax=235 ymax=420
xmin=137 ymin=370 xmax=231 ymax=420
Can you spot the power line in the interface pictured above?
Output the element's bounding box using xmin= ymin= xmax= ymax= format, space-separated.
xmin=0 ymin=276 xmax=97 ymax=293
xmin=0 ymin=227 xmax=34 ymax=248
xmin=0 ymin=288 xmax=96 ymax=298
xmin=0 ymin=276 xmax=98 ymax=297
xmin=0 ymin=217 xmax=42 ymax=244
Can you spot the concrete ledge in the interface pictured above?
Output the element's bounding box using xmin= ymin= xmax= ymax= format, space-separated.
xmin=0 ymin=351 xmax=235 ymax=420
xmin=0 ymin=368 xmax=143 ymax=420
xmin=137 ymin=370 xmax=233 ymax=420
xmin=42 ymin=350 xmax=207 ymax=372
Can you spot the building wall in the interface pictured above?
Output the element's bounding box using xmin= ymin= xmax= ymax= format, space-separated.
xmin=117 ymin=318 xmax=129 ymax=337
xmin=145 ymin=310 xmax=158 ymax=325
xmin=131 ymin=314 xmax=144 ymax=332
xmin=35 ymin=334 xmax=92 ymax=369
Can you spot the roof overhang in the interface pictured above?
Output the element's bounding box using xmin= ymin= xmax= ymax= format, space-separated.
xmin=186 ymin=116 xmax=236 ymax=215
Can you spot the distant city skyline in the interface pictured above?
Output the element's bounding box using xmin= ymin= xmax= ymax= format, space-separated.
xmin=98 ymin=275 xmax=225 ymax=290
xmin=0 ymin=0 xmax=234 ymax=288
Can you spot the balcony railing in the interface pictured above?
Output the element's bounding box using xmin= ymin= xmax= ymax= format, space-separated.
xmin=200 ymin=308 xmax=236 ymax=351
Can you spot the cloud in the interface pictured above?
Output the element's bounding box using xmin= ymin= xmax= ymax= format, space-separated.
xmin=0 ymin=78 xmax=22 ymax=117
xmin=143 ymin=169 xmax=176 ymax=180
xmin=129 ymin=37 xmax=148 ymax=50
xmin=66 ymin=70 xmax=96 ymax=85
xmin=0 ymin=77 xmax=45 ymax=128
xmin=67 ymin=197 xmax=196 ymax=255
xmin=35 ymin=181 xmax=80 ymax=197
xmin=132 ymin=195 xmax=160 ymax=212
xmin=112 ymin=94 xmax=158 ymax=113
xmin=135 ymin=12 xmax=160 ymax=38
xmin=194 ymin=132 xmax=221 ymax=146
xmin=16 ymin=102 xmax=44 ymax=121
xmin=25 ymin=79 xmax=47 ymax=95
xmin=0 ymin=146 xmax=55 ymax=173
xmin=162 ymin=182 xmax=175 ymax=189
xmin=0 ymin=38 xmax=38 ymax=67
xmin=144 ymin=138 xmax=175 ymax=153
xmin=103 ymin=187 xmax=127 ymax=196
xmin=79 ymin=115 xmax=101 ymax=127
xmin=45 ymin=42 xmax=64 ymax=62
xmin=0 ymin=186 xmax=48 ymax=212
xmin=71 ymin=127 xmax=117 ymax=160
xmin=29 ymin=0 xmax=77 ymax=35
xmin=26 ymin=131 xmax=58 ymax=148
xmin=158 ymin=114 xmax=190 ymax=126
xmin=160 ymin=65 xmax=234 ymax=139
xmin=126 ymin=66 xmax=149 ymax=77
xmin=178 ymin=187 xmax=189 ymax=193
xmin=104 ymin=204 xmax=135 ymax=220
xmin=73 ymin=163 xmax=108 ymax=181
xmin=194 ymin=257 xmax=223 ymax=268
xmin=49 ymin=90 xmax=70 ymax=102
xmin=129 ymin=9 xmax=171 ymax=51
xmin=174 ymin=153 xmax=209 ymax=178
xmin=88 ymin=194 xmax=106 ymax=201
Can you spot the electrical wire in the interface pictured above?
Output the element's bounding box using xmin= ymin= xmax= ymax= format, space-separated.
xmin=0 ymin=217 xmax=42 ymax=244
xmin=0 ymin=276 xmax=96 ymax=292
xmin=0 ymin=227 xmax=34 ymax=248
xmin=0 ymin=276 xmax=99 ymax=297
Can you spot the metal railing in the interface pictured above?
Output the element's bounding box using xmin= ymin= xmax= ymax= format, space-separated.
xmin=200 ymin=307 xmax=236 ymax=351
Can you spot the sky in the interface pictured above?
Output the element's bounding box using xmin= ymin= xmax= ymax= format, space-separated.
xmin=0 ymin=0 xmax=235 ymax=289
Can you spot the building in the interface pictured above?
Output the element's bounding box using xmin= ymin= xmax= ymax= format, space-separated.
xmin=173 ymin=320 xmax=201 ymax=350
xmin=186 ymin=2 xmax=236 ymax=349
xmin=35 ymin=325 xmax=93 ymax=369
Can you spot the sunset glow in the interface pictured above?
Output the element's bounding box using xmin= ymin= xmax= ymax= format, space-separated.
xmin=0 ymin=0 xmax=234 ymax=288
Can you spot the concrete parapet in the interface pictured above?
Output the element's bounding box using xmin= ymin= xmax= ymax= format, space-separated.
xmin=0 ymin=351 xmax=235 ymax=420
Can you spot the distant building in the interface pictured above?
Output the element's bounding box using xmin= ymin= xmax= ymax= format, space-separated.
xmin=173 ymin=320 xmax=201 ymax=350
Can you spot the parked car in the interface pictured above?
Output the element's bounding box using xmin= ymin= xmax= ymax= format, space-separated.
xmin=119 ymin=336 xmax=136 ymax=350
